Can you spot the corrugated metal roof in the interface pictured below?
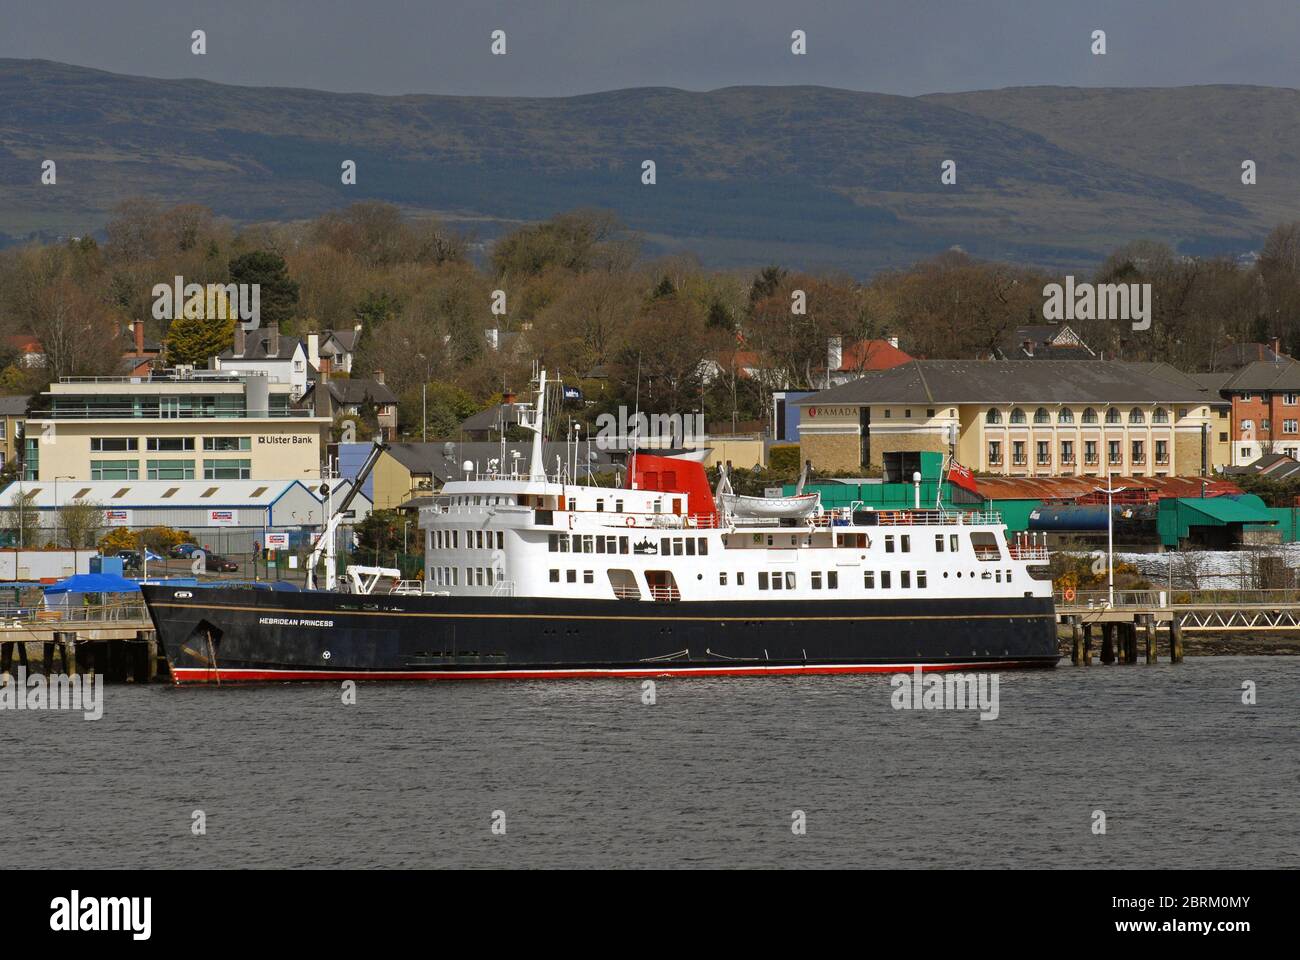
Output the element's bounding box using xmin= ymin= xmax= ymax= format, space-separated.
xmin=974 ymin=475 xmax=1221 ymax=501
xmin=0 ymin=479 xmax=311 ymax=508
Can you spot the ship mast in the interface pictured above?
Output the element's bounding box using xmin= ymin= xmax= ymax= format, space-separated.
xmin=526 ymin=367 xmax=547 ymax=482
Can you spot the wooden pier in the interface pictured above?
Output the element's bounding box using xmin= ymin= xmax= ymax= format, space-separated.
xmin=0 ymin=601 xmax=162 ymax=683
xmin=1055 ymin=588 xmax=1300 ymax=665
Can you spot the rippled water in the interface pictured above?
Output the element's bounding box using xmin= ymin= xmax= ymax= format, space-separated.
xmin=2 ymin=657 xmax=1296 ymax=868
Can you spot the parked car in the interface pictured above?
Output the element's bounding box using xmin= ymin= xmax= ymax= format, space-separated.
xmin=198 ymin=552 xmax=239 ymax=573
xmin=115 ymin=550 xmax=142 ymax=572
xmin=170 ymin=542 xmax=200 ymax=559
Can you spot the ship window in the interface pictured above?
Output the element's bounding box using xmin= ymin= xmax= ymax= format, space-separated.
xmin=737 ymin=572 xmax=745 ymax=586
xmin=584 ymin=570 xmax=594 ymax=584
xmin=827 ymin=571 xmax=838 ymax=589
xmin=619 ymin=536 xmax=629 ymax=554
xmin=476 ymin=568 xmax=485 ymax=586
xmin=685 ymin=538 xmax=695 ymax=556
xmin=812 ymin=571 xmax=822 ymax=589
xmin=476 ymin=531 xmax=484 ymax=549
xmin=881 ymin=571 xmax=891 ymax=588
xmin=568 ymin=499 xmax=576 ymax=511
xmin=758 ymin=572 xmax=769 ymax=590
xmin=885 ymin=535 xmax=895 ymax=553
xmin=596 ymin=500 xmax=604 ymax=512
xmin=497 ymin=532 xmax=504 ymax=549
xmin=486 ymin=568 xmax=494 ymax=586
xmin=661 ymin=537 xmax=671 ymax=555
xmin=785 ymin=572 xmax=796 ymax=590
xmin=863 ymin=570 xmax=875 ymax=589
xmin=971 ymin=532 xmax=1000 ymax=560
xmin=1006 ymin=569 xmax=1012 ymax=581
xmin=935 ymin=534 xmax=944 ymax=551
xmin=465 ymin=566 xmax=471 ymax=584
xmin=771 ymin=573 xmax=783 ymax=591
xmin=901 ymin=535 xmax=911 ymax=552
xmin=901 ymin=571 xmax=912 ymax=588
xmin=766 ymin=535 xmax=774 ymax=546
xmin=699 ymin=538 xmax=708 ymax=555
xmin=566 ymin=570 xmax=576 ymax=583
xmin=615 ymin=500 xmax=624 ymax=512
xmin=720 ymin=572 xmax=727 ymax=586
xmin=917 ymin=570 xmax=927 ymax=588
xmin=995 ymin=570 xmax=1002 ymax=582
xmin=550 ymin=569 xmax=559 ymax=582
xmin=949 ymin=534 xmax=959 ymax=551
xmin=596 ymin=538 xmax=606 ymax=554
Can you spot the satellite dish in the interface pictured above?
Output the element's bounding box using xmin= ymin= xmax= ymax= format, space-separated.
xmin=461 ymin=460 xmax=474 ymax=473
xmin=319 ymin=483 xmax=330 ymax=496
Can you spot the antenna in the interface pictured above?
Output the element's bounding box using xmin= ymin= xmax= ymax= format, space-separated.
xmin=630 ymin=355 xmax=641 ymax=490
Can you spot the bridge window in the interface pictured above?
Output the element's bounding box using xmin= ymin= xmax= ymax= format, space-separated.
xmin=566 ymin=570 xmax=576 ymax=583
xmin=900 ymin=535 xmax=911 ymax=552
xmin=885 ymin=535 xmax=895 ymax=553
xmin=720 ymin=572 xmax=728 ymax=586
xmin=935 ymin=534 xmax=945 ymax=551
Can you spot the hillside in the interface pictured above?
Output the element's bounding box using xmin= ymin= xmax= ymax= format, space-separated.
xmin=0 ymin=59 xmax=1292 ymax=272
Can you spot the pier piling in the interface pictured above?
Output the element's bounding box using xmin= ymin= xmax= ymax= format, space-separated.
xmin=1101 ymin=624 xmax=1115 ymax=664
xmin=1082 ymin=624 xmax=1093 ymax=665
xmin=1144 ymin=616 xmax=1157 ymax=664
xmin=1170 ymin=619 xmax=1184 ymax=663
xmin=1071 ymin=618 xmax=1084 ymax=665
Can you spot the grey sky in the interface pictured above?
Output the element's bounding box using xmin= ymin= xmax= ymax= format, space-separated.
xmin=1 ymin=0 xmax=1297 ymax=96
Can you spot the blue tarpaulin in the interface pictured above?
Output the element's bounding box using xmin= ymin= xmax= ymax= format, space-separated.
xmin=44 ymin=573 xmax=142 ymax=595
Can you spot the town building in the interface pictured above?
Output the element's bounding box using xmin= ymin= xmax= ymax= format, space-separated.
xmin=1212 ymin=338 xmax=1288 ymax=371
xmin=795 ymin=360 xmax=1230 ymax=477
xmin=22 ymin=369 xmax=330 ymax=482
xmin=992 ymin=323 xmax=1095 ymax=360
xmin=0 ymin=395 xmax=28 ymax=474
xmin=212 ymin=322 xmax=310 ymax=401
xmin=1219 ymin=359 xmax=1300 ymax=464
xmin=302 ymin=374 xmax=399 ymax=440
xmin=307 ymin=326 xmax=362 ymax=376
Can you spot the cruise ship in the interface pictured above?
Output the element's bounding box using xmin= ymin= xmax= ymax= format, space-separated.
xmin=142 ymin=371 xmax=1059 ymax=683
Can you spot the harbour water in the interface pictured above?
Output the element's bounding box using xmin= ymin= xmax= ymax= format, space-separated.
xmin=2 ymin=657 xmax=1296 ymax=869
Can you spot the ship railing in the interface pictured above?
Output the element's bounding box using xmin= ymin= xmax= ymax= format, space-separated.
xmin=1007 ymin=544 xmax=1050 ymax=561
xmin=490 ymin=579 xmax=516 ymax=597
xmin=647 ymin=585 xmax=681 ymax=602
xmin=387 ymin=580 xmax=426 ymax=596
xmin=611 ymin=585 xmax=642 ymax=600
xmin=864 ymin=509 xmax=1005 ymax=526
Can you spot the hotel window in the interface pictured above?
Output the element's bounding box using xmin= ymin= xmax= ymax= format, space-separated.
xmin=1105 ymin=408 xmax=1122 ymax=424
xmin=1129 ymin=408 xmax=1145 ymax=424
xmin=1155 ymin=440 xmax=1169 ymax=464
xmin=1152 ymin=408 xmax=1170 ymax=424
xmin=863 ymin=570 xmax=875 ymax=588
xmin=1082 ymin=407 xmax=1099 ymax=424
xmin=1242 ymin=447 xmax=1253 ymax=460
xmin=987 ymin=441 xmax=1001 ymax=465
xmin=90 ymin=438 xmax=138 ymax=452
xmin=91 ymin=459 xmax=138 ymax=480
xmin=1009 ymin=407 xmax=1026 ymax=424
xmin=1286 ymin=394 xmax=1299 ymax=406
xmin=1083 ymin=440 xmax=1098 ymax=465
xmin=1012 ymin=441 xmax=1026 ymax=465
xmin=204 ymin=436 xmax=251 ymax=451
xmin=1036 ymin=441 xmax=1050 ymax=465
xmin=827 ymin=571 xmax=838 ymax=588
xmin=147 ymin=459 xmax=195 ymax=480
xmin=1033 ymin=407 xmax=1050 ymax=425
xmin=985 ymin=409 xmax=1002 ymax=424
xmin=883 ymin=409 xmax=891 ymax=418
xmin=917 ymin=570 xmax=928 ymax=588
xmin=1060 ymin=440 xmax=1074 ymax=464
xmin=1131 ymin=440 xmax=1145 ymax=464
xmin=901 ymin=571 xmax=911 ymax=588
xmin=812 ymin=571 xmax=822 ymax=589
xmin=904 ymin=409 xmax=912 ymax=418
xmin=203 ymin=458 xmax=251 ymax=480
xmin=880 ymin=571 xmax=891 ymax=588
xmin=1108 ymin=441 xmax=1122 ymax=465
xmin=147 ymin=437 xmax=195 ymax=451
xmin=1286 ymin=420 xmax=1299 ymax=434
xmin=1057 ymin=408 xmax=1074 ymax=424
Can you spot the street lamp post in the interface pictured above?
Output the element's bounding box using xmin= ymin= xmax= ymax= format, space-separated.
xmin=1095 ymin=469 xmax=1127 ymax=608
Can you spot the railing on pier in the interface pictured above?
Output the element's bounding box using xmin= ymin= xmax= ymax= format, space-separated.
xmin=0 ymin=601 xmax=148 ymax=625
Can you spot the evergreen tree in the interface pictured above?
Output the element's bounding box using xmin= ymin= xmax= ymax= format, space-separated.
xmin=229 ymin=250 xmax=299 ymax=330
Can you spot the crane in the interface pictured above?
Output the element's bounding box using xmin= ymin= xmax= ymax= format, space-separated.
xmin=305 ymin=439 xmax=389 ymax=591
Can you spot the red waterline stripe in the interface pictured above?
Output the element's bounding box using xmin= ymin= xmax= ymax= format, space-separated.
xmin=169 ymin=660 xmax=1052 ymax=684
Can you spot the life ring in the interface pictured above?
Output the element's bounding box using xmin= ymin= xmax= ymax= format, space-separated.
xmin=1063 ymin=587 xmax=1076 ymax=602
xmin=626 ymin=516 xmax=636 ymax=527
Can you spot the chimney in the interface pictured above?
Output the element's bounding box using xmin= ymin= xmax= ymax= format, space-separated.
xmin=267 ymin=321 xmax=280 ymax=358
xmin=307 ymin=333 xmax=319 ymax=369
xmin=1273 ymin=336 xmax=1282 ymax=359
xmin=827 ymin=335 xmax=843 ymax=371
xmin=133 ymin=319 xmax=145 ymax=355
xmin=234 ymin=322 xmax=246 ymax=357
xmin=503 ymin=388 xmax=517 ymax=405
xmin=374 ymin=368 xmax=385 ymax=385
